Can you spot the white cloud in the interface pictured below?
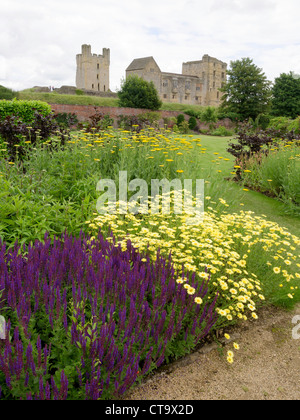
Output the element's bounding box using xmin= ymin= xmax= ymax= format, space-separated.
xmin=0 ymin=0 xmax=299 ymax=91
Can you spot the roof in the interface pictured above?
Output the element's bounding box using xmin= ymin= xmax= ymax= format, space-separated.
xmin=161 ymin=71 xmax=200 ymax=79
xmin=126 ymin=57 xmax=160 ymax=71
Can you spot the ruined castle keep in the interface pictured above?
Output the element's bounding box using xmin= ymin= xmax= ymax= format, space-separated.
xmin=126 ymin=55 xmax=227 ymax=106
xmin=76 ymin=44 xmax=110 ymax=92
xmin=76 ymin=45 xmax=227 ymax=106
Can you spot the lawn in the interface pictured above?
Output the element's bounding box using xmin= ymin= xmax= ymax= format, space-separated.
xmin=0 ymin=126 xmax=299 ymax=400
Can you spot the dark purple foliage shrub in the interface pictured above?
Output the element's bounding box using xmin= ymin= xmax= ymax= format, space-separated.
xmin=0 ymin=112 xmax=70 ymax=161
xmin=0 ymin=232 xmax=218 ymax=400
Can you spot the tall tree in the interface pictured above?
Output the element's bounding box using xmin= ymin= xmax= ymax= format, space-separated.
xmin=117 ymin=75 xmax=162 ymax=110
xmin=271 ymin=72 xmax=300 ymax=118
xmin=220 ymin=58 xmax=272 ymax=121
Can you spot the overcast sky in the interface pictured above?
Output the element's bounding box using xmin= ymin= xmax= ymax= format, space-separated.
xmin=0 ymin=0 xmax=299 ymax=92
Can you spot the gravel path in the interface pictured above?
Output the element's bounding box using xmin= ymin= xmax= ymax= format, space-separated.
xmin=123 ymin=303 xmax=300 ymax=400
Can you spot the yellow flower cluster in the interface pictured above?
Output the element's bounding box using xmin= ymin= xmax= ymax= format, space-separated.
xmin=87 ymin=195 xmax=299 ymax=328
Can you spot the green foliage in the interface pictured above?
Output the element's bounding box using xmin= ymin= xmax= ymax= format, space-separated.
xmin=241 ymin=142 xmax=300 ymax=215
xmin=188 ymin=116 xmax=197 ymax=130
xmin=53 ymin=112 xmax=79 ymax=128
xmin=210 ymin=126 xmax=234 ymax=136
xmin=117 ymin=111 xmax=160 ymax=132
xmin=220 ymin=57 xmax=272 ymax=121
xmin=184 ymin=108 xmax=201 ymax=119
xmin=288 ymin=116 xmax=300 ymax=134
xmin=271 ymin=72 xmax=300 ymax=119
xmin=0 ymin=99 xmax=52 ymax=123
xmin=178 ymin=120 xmax=190 ymax=134
xmin=0 ymin=85 xmax=18 ymax=100
xmin=255 ymin=113 xmax=271 ymax=130
xmin=216 ymin=109 xmax=241 ymax=122
xmin=78 ymin=111 xmax=114 ymax=133
xmin=200 ymin=106 xmax=218 ymax=123
xmin=18 ymin=91 xmax=119 ymax=107
xmin=176 ymin=114 xmax=185 ymax=125
xmin=268 ymin=116 xmax=292 ymax=132
xmin=117 ymin=76 xmax=162 ymax=110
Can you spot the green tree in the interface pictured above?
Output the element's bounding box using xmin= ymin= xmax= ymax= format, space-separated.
xmin=271 ymin=72 xmax=300 ymax=118
xmin=220 ymin=58 xmax=272 ymax=121
xmin=117 ymin=75 xmax=162 ymax=110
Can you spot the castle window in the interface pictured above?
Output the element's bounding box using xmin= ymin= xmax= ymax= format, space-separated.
xmin=162 ymin=80 xmax=168 ymax=87
xmin=217 ymin=91 xmax=219 ymax=99
xmin=97 ymin=74 xmax=99 ymax=79
xmin=104 ymin=85 xmax=106 ymax=92
xmin=97 ymin=64 xmax=99 ymax=70
xmin=163 ymin=94 xmax=167 ymax=98
xmin=92 ymin=84 xmax=94 ymax=89
xmin=150 ymin=68 xmax=155 ymax=72
xmin=222 ymin=72 xmax=225 ymax=79
xmin=98 ymin=83 xmax=100 ymax=91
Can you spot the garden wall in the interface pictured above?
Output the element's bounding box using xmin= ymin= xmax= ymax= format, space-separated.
xmin=49 ymin=103 xmax=234 ymax=130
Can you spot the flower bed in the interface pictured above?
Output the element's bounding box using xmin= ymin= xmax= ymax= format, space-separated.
xmin=0 ymin=232 xmax=217 ymax=400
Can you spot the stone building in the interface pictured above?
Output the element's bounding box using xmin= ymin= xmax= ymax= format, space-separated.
xmin=76 ymin=44 xmax=110 ymax=92
xmin=126 ymin=54 xmax=227 ymax=106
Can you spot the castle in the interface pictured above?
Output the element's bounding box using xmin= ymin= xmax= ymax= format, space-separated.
xmin=76 ymin=45 xmax=227 ymax=106
xmin=76 ymin=44 xmax=110 ymax=93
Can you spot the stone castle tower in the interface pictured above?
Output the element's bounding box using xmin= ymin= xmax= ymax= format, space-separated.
xmin=126 ymin=54 xmax=227 ymax=106
xmin=76 ymin=44 xmax=110 ymax=92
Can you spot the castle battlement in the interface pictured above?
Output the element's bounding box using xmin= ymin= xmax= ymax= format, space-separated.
xmin=76 ymin=44 xmax=110 ymax=92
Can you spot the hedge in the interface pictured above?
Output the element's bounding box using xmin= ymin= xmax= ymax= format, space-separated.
xmin=0 ymin=99 xmax=52 ymax=123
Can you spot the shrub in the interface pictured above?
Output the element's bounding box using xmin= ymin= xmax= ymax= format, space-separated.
xmin=53 ymin=112 xmax=78 ymax=129
xmin=117 ymin=112 xmax=160 ymax=132
xmin=200 ymin=107 xmax=218 ymax=124
xmin=288 ymin=116 xmax=300 ymax=134
xmin=255 ymin=113 xmax=271 ymax=130
xmin=0 ymin=112 xmax=70 ymax=161
xmin=78 ymin=111 xmax=114 ymax=133
xmin=0 ymin=232 xmax=218 ymax=400
xmin=268 ymin=116 xmax=292 ymax=132
xmin=216 ymin=109 xmax=241 ymax=122
xmin=176 ymin=114 xmax=185 ymax=126
xmin=0 ymin=100 xmax=52 ymax=123
xmin=210 ymin=126 xmax=234 ymax=136
xmin=184 ymin=109 xmax=201 ymax=119
xmin=188 ymin=116 xmax=197 ymax=131
xmin=178 ymin=120 xmax=190 ymax=134
xmin=117 ymin=76 xmax=162 ymax=110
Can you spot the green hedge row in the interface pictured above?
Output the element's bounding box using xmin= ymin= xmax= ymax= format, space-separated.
xmin=0 ymin=99 xmax=52 ymax=123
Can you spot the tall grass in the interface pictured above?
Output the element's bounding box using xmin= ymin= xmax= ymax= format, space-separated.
xmin=242 ymin=141 xmax=300 ymax=215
